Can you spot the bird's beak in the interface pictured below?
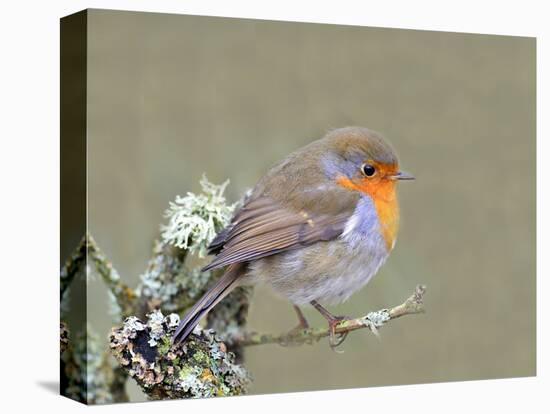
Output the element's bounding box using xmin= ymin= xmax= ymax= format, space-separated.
xmin=392 ymin=170 xmax=415 ymax=181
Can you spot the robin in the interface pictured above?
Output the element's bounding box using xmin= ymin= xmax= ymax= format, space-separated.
xmin=172 ymin=126 xmax=413 ymax=348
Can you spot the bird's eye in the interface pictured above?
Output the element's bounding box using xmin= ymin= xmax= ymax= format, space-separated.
xmin=361 ymin=163 xmax=376 ymax=177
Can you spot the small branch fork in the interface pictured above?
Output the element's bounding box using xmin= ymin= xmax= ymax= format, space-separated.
xmin=87 ymin=234 xmax=137 ymax=319
xmin=230 ymin=285 xmax=427 ymax=348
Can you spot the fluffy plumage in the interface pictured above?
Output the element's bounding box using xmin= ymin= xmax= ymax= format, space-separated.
xmin=172 ymin=126 xmax=406 ymax=345
xmin=247 ymin=195 xmax=388 ymax=305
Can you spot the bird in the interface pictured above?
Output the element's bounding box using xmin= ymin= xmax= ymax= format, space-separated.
xmin=172 ymin=126 xmax=413 ymax=348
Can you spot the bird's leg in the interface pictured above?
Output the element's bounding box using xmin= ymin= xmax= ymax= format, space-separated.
xmin=284 ymin=305 xmax=309 ymax=336
xmin=293 ymin=305 xmax=310 ymax=330
xmin=280 ymin=305 xmax=311 ymax=346
xmin=310 ymin=300 xmax=350 ymax=349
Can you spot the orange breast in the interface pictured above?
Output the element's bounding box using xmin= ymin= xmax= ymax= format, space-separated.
xmin=336 ymin=176 xmax=400 ymax=250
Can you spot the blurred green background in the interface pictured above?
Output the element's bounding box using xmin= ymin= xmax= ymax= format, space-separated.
xmin=83 ymin=9 xmax=535 ymax=401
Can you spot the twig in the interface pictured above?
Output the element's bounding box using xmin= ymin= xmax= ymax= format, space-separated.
xmin=60 ymin=235 xmax=87 ymax=298
xmin=231 ymin=285 xmax=427 ymax=347
xmin=87 ymin=234 xmax=136 ymax=319
xmin=207 ymin=284 xmax=253 ymax=362
xmin=135 ymin=240 xmax=192 ymax=318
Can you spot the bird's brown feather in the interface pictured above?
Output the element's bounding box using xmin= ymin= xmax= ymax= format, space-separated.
xmin=202 ymin=194 xmax=355 ymax=271
xmin=204 ymin=136 xmax=363 ymax=271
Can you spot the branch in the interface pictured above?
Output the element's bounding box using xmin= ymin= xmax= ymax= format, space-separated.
xmin=87 ymin=234 xmax=136 ymax=319
xmin=109 ymin=311 xmax=250 ymax=400
xmin=60 ymin=235 xmax=87 ymax=298
xmin=206 ymin=285 xmax=253 ymax=362
xmin=61 ymin=323 xmax=129 ymax=404
xmin=135 ymin=240 xmax=197 ymax=318
xmin=230 ymin=285 xmax=427 ymax=347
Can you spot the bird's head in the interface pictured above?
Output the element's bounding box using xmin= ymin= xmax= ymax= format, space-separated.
xmin=318 ymin=126 xmax=413 ymax=250
xmin=321 ymin=126 xmax=413 ymax=202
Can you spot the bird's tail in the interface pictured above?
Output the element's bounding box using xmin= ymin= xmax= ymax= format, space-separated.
xmin=171 ymin=263 xmax=243 ymax=345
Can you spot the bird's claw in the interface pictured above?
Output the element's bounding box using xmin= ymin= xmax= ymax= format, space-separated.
xmin=327 ymin=316 xmax=351 ymax=351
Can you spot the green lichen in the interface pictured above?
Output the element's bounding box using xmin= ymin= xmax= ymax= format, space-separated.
xmin=157 ymin=335 xmax=172 ymax=356
xmin=192 ymin=349 xmax=209 ymax=364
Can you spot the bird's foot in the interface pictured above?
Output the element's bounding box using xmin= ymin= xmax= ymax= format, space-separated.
xmin=326 ymin=315 xmax=351 ymax=350
xmin=310 ymin=300 xmax=351 ymax=351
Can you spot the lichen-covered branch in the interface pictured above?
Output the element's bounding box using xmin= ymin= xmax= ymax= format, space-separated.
xmin=230 ymin=285 xmax=427 ymax=347
xmin=61 ymin=176 xmax=427 ymax=403
xmin=207 ymin=285 xmax=253 ymax=362
xmin=61 ymin=177 xmax=256 ymax=404
xmin=135 ymin=176 xmax=245 ymax=319
xmin=135 ymin=240 xmax=205 ymax=318
xmin=87 ymin=234 xmax=136 ymax=319
xmin=61 ymin=324 xmax=128 ymax=404
xmin=60 ymin=322 xmax=69 ymax=354
xmin=154 ymin=176 xmax=254 ymax=359
xmin=109 ymin=311 xmax=250 ymax=400
xmin=60 ymin=235 xmax=87 ymax=298
xmin=60 ymin=234 xmax=132 ymax=404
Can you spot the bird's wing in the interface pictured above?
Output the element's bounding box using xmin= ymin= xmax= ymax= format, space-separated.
xmin=203 ymin=195 xmax=353 ymax=271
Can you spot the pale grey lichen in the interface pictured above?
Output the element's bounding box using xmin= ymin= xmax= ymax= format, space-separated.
xmin=361 ymin=309 xmax=391 ymax=336
xmin=60 ymin=286 xmax=71 ymax=318
xmin=107 ymin=290 xmax=123 ymax=323
xmin=165 ymin=313 xmax=180 ymax=329
xmin=122 ymin=316 xmax=146 ymax=340
xmin=135 ymin=242 xmax=184 ymax=312
xmin=86 ymin=263 xmax=96 ymax=284
xmin=364 ymin=309 xmax=391 ymax=326
xmin=147 ymin=310 xmax=167 ymax=346
xmin=60 ymin=234 xmax=87 ymax=297
xmin=135 ymin=241 xmax=211 ymax=314
xmin=175 ymin=267 xmax=213 ymax=301
xmin=179 ymin=366 xmax=205 ymax=393
xmin=142 ymin=176 xmax=239 ymax=313
xmin=135 ymin=240 xmax=219 ymax=315
xmin=207 ymin=286 xmax=253 ymax=362
xmin=109 ymin=267 xmax=121 ymax=282
xmin=161 ymin=174 xmax=236 ymax=258
xmin=109 ymin=311 xmax=250 ymax=400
